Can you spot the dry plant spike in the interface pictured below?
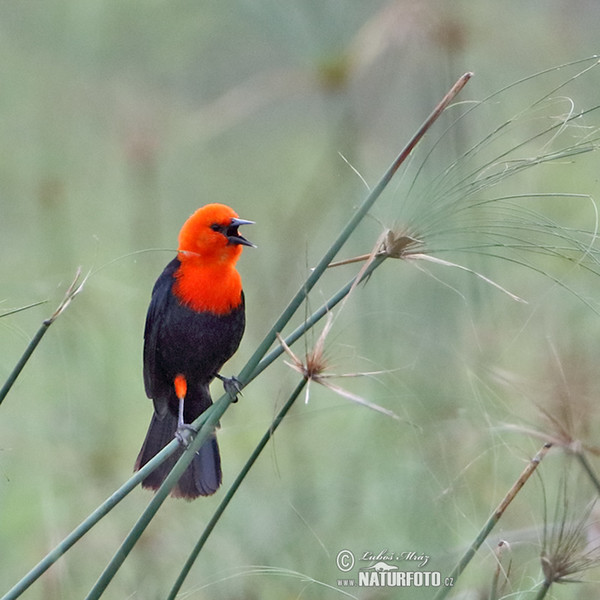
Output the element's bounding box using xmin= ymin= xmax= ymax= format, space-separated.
xmin=324 ymin=253 xmax=374 ymax=268
xmin=541 ymin=496 xmax=600 ymax=587
xmin=338 ymin=230 xmax=386 ymax=307
xmin=48 ymin=267 xmax=88 ymax=324
xmin=276 ymin=314 xmax=400 ymax=421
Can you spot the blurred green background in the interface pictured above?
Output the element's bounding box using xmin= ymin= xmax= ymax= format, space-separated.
xmin=2 ymin=1 xmax=600 ymax=598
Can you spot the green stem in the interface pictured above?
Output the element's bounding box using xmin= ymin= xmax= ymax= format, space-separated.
xmin=0 ymin=424 xmax=199 ymax=600
xmin=160 ymin=257 xmax=387 ymax=598
xmin=0 ymin=259 xmax=381 ymax=600
xmin=84 ymin=407 xmax=226 ymax=600
xmin=84 ymin=74 xmax=472 ymax=598
xmin=433 ymin=443 xmax=552 ymax=600
xmin=532 ymin=579 xmax=552 ymax=600
xmin=236 ymin=73 xmax=472 ymax=387
xmin=2 ymin=74 xmax=472 ymax=599
xmin=575 ymin=451 xmax=600 ymax=495
xmin=0 ymin=321 xmax=50 ymax=407
xmin=166 ymin=378 xmax=308 ymax=600
xmin=249 ymin=255 xmax=386 ymax=382
xmin=0 ymin=270 xmax=84 ymax=408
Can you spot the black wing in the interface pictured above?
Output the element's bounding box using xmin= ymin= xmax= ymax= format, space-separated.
xmin=143 ymin=258 xmax=180 ymax=416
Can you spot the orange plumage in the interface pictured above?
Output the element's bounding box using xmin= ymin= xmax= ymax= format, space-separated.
xmin=174 ymin=203 xmax=247 ymax=314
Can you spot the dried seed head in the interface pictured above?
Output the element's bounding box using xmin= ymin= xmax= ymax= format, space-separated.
xmin=380 ymin=228 xmax=422 ymax=258
xmin=285 ymin=342 xmax=331 ymax=383
xmin=530 ymin=346 xmax=600 ymax=456
xmin=277 ymin=319 xmax=400 ymax=421
xmin=48 ymin=267 xmax=88 ymax=324
xmin=541 ymin=530 xmax=600 ymax=585
xmin=541 ymin=490 xmax=600 ymax=587
xmin=276 ymin=314 xmax=333 ymax=383
xmin=324 ymin=226 xmax=422 ymax=269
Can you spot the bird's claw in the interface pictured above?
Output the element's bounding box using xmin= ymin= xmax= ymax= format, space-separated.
xmin=175 ymin=423 xmax=197 ymax=448
xmin=216 ymin=374 xmax=243 ymax=402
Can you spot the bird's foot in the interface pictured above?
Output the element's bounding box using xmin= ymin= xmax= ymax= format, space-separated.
xmin=175 ymin=423 xmax=197 ymax=448
xmin=216 ymin=374 xmax=243 ymax=402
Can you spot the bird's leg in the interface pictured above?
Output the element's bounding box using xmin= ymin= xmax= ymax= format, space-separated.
xmin=176 ymin=397 xmax=197 ymax=447
xmin=174 ymin=374 xmax=196 ymax=447
xmin=215 ymin=373 xmax=243 ymax=402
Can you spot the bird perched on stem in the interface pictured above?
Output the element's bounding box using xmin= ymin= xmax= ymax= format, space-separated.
xmin=135 ymin=203 xmax=254 ymax=499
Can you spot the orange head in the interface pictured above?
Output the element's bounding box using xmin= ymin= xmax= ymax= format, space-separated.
xmin=174 ymin=203 xmax=254 ymax=314
xmin=178 ymin=203 xmax=254 ymax=265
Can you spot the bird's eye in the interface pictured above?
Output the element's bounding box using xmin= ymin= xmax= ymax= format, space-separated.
xmin=210 ymin=223 xmax=222 ymax=232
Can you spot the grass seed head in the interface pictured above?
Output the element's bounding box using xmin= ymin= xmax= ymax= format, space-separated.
xmin=380 ymin=227 xmax=423 ymax=258
xmin=540 ymin=480 xmax=600 ymax=588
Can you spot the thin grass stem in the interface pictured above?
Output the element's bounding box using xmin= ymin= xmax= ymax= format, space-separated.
xmin=0 ymin=300 xmax=47 ymax=319
xmin=84 ymin=408 xmax=225 ymax=600
xmin=83 ymin=251 xmax=384 ymax=598
xmin=84 ymin=74 xmax=472 ymax=597
xmin=0 ymin=322 xmax=50 ymax=407
xmin=166 ymin=378 xmax=308 ymax=600
xmin=575 ymin=451 xmax=600 ymax=496
xmin=0 ymin=270 xmax=84 ymax=408
xmin=0 ymin=412 xmax=212 ymax=600
xmin=533 ymin=579 xmax=552 ymax=600
xmin=235 ymin=73 xmax=472 ymax=387
xmin=433 ymin=442 xmax=552 ymax=600
xmin=0 ymin=258 xmax=384 ymax=599
xmin=249 ymin=255 xmax=386 ymax=382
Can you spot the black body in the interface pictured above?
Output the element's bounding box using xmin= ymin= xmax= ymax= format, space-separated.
xmin=135 ymin=257 xmax=245 ymax=498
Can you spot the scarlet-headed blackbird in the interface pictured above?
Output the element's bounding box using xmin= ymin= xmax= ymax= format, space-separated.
xmin=135 ymin=203 xmax=253 ymax=499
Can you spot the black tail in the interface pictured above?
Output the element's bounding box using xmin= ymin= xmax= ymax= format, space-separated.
xmin=134 ymin=411 xmax=222 ymax=499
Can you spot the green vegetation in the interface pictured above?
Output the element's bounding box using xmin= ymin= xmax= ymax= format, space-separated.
xmin=1 ymin=2 xmax=600 ymax=598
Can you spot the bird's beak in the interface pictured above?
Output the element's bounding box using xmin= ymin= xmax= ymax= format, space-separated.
xmin=227 ymin=218 xmax=256 ymax=248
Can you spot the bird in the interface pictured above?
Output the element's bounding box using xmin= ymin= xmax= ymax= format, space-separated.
xmin=134 ymin=203 xmax=254 ymax=499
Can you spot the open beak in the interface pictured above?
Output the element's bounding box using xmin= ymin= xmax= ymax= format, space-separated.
xmin=227 ymin=218 xmax=256 ymax=248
